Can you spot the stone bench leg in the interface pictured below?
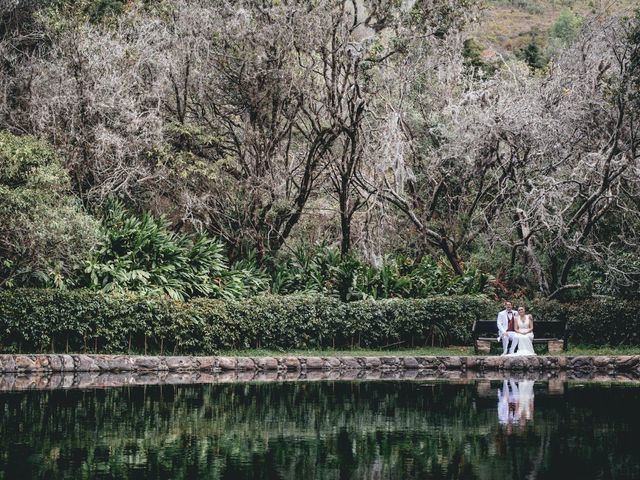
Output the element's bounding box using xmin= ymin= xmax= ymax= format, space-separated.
xmin=548 ymin=340 xmax=564 ymax=354
xmin=476 ymin=340 xmax=491 ymax=355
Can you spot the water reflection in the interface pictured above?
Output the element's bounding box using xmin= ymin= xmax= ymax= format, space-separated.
xmin=0 ymin=374 xmax=639 ymax=479
xmin=0 ymin=369 xmax=638 ymax=393
xmin=498 ymin=380 xmax=534 ymax=432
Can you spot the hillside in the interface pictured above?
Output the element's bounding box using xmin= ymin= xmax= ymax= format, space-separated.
xmin=470 ymin=0 xmax=637 ymax=58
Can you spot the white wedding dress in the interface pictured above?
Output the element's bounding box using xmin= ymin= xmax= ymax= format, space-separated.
xmin=510 ymin=315 xmax=536 ymax=356
xmin=516 ymin=380 xmax=535 ymax=422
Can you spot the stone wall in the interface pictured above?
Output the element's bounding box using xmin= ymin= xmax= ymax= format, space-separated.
xmin=0 ymin=354 xmax=638 ymax=375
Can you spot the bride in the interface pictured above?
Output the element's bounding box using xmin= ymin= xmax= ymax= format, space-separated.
xmin=511 ymin=306 xmax=536 ymax=356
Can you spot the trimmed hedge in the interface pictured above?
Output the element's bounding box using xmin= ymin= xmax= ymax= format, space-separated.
xmin=562 ymin=299 xmax=640 ymax=346
xmin=0 ymin=289 xmax=494 ymax=354
xmin=0 ymin=290 xmax=637 ymax=354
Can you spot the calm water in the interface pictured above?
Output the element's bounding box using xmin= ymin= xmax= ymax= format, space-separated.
xmin=0 ymin=378 xmax=639 ymax=479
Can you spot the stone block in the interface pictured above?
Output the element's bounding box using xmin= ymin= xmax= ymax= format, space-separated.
xmin=402 ymin=357 xmax=420 ymax=369
xmin=304 ymin=357 xmax=325 ymax=370
xmin=543 ymin=356 xmax=562 ymax=370
xmin=476 ymin=340 xmax=491 ymax=355
xmin=614 ymin=355 xmax=640 ymax=372
xmin=438 ymin=356 xmax=462 ymax=370
xmin=131 ymin=356 xmax=162 ymax=371
xmin=236 ymin=357 xmax=256 ymax=371
xmin=282 ymin=357 xmax=301 ymax=371
xmin=593 ymin=356 xmax=612 ymax=371
xmin=252 ymin=357 xmax=277 ymax=370
xmin=527 ymin=356 xmax=544 ymax=371
xmin=0 ymin=355 xmax=16 ymax=373
xmin=74 ymin=355 xmax=100 ymax=372
xmin=48 ymin=355 xmax=64 ymax=372
xmin=60 ymin=354 xmax=75 ymax=371
xmin=340 ymin=357 xmax=361 ymax=370
xmin=323 ymin=357 xmax=341 ymax=369
xmin=380 ymin=357 xmax=400 ymax=368
xmin=363 ymin=357 xmax=381 ymax=369
xmin=15 ymin=355 xmax=38 ymax=372
xmin=482 ymin=356 xmax=502 ymax=370
xmin=165 ymin=356 xmax=195 ymax=371
xmin=555 ymin=355 xmax=568 ymax=369
xmin=416 ymin=356 xmax=442 ymax=370
xmin=109 ymin=356 xmax=134 ymax=371
xmin=502 ymin=357 xmax=530 ymax=371
xmin=340 ymin=357 xmax=362 ymax=370
xmin=37 ymin=356 xmax=52 ymax=371
xmin=217 ymin=357 xmax=237 ymax=370
xmin=548 ymin=340 xmax=564 ymax=354
xmin=568 ymin=356 xmax=594 ymax=372
xmin=90 ymin=355 xmax=112 ymax=370
xmin=196 ymin=357 xmax=217 ymax=371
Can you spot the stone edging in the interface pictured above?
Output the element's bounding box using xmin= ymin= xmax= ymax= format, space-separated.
xmin=0 ymin=354 xmax=639 ymax=375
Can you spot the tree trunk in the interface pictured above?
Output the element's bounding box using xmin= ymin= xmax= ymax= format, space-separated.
xmin=516 ymin=209 xmax=549 ymax=293
xmin=440 ymin=238 xmax=464 ymax=276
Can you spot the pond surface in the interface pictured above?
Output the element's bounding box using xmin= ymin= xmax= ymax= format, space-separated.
xmin=0 ymin=377 xmax=639 ymax=479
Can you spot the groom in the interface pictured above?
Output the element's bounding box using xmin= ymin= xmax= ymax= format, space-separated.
xmin=496 ymin=300 xmax=519 ymax=356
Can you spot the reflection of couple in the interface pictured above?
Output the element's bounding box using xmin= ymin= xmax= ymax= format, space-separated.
xmin=497 ymin=301 xmax=536 ymax=356
xmin=498 ymin=380 xmax=534 ymax=428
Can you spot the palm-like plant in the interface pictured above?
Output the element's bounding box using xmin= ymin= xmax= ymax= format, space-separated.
xmin=269 ymin=245 xmax=492 ymax=300
xmin=84 ymin=201 xmax=268 ymax=299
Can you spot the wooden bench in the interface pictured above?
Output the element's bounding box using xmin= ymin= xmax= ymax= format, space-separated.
xmin=471 ymin=320 xmax=568 ymax=354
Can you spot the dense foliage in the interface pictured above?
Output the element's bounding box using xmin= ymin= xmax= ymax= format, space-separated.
xmin=0 ymin=132 xmax=100 ymax=288
xmin=0 ymin=1 xmax=638 ymax=300
xmin=82 ymin=201 xmax=268 ymax=300
xmin=270 ymin=245 xmax=492 ymax=301
xmin=0 ymin=289 xmax=637 ymax=354
xmin=0 ymin=289 xmax=494 ymax=353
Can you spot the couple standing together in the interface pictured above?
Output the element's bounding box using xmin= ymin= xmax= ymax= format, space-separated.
xmin=497 ymin=301 xmax=535 ymax=356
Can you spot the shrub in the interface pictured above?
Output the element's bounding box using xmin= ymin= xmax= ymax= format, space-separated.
xmin=0 ymin=132 xmax=101 ymax=288
xmin=0 ymin=289 xmax=493 ymax=354
xmin=269 ymin=245 xmax=492 ymax=300
xmin=0 ymin=290 xmax=636 ymax=354
xmin=82 ymin=201 xmax=269 ymax=300
xmin=550 ymin=9 xmax=583 ymax=45
xmin=563 ymin=299 xmax=640 ymax=346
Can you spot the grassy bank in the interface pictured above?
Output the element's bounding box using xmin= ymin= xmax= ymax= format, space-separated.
xmin=216 ymin=346 xmax=640 ymax=357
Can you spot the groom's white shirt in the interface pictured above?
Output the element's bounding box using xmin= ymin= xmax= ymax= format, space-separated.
xmin=496 ymin=309 xmax=519 ymax=340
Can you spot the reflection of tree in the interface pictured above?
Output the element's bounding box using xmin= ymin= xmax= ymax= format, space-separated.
xmin=0 ymin=381 xmax=638 ymax=479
